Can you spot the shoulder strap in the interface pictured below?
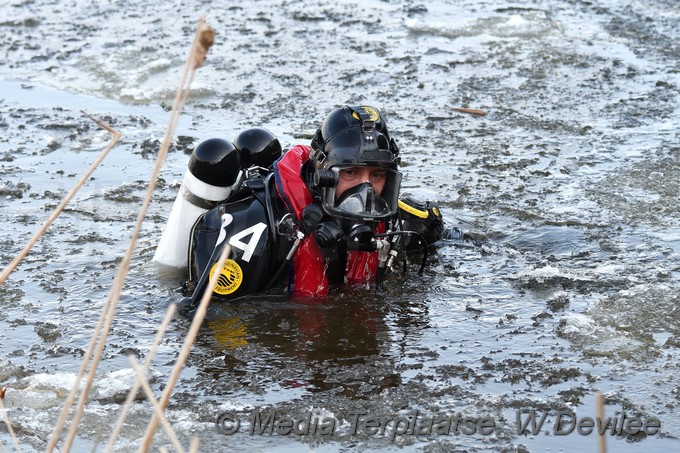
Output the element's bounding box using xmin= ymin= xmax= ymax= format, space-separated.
xmin=273 ymin=145 xmax=313 ymax=220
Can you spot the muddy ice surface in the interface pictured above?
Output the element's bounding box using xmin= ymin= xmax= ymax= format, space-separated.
xmin=1 ymin=0 xmax=679 ymax=451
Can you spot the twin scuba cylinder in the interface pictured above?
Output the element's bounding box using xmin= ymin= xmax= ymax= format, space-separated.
xmin=153 ymin=129 xmax=282 ymax=268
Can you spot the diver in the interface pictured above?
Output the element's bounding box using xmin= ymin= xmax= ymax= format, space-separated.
xmin=153 ymin=105 xmax=462 ymax=313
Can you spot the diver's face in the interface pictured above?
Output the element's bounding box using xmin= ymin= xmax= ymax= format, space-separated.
xmin=335 ymin=166 xmax=387 ymax=200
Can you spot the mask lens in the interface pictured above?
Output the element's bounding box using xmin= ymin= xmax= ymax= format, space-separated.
xmin=371 ymin=196 xmax=389 ymax=215
xmin=337 ymin=195 xmax=365 ymax=215
xmin=321 ymin=167 xmax=402 ymax=221
xmin=335 ymin=182 xmax=390 ymax=217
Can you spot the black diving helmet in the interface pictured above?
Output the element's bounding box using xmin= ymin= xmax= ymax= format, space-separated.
xmin=311 ymin=105 xmax=402 ymax=249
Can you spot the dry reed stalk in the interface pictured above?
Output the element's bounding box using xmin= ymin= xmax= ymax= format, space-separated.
xmin=104 ymin=304 xmax=176 ymax=452
xmin=0 ymin=112 xmax=121 ymax=286
xmin=450 ymin=107 xmax=487 ymax=116
xmin=596 ymin=391 xmax=607 ymax=453
xmin=0 ymin=395 xmax=22 ymax=453
xmin=43 ymin=117 xmax=122 ymax=453
xmin=129 ymin=358 xmax=185 ymax=453
xmin=140 ymin=244 xmax=232 ymax=451
xmin=8 ymin=113 xmax=120 ymax=453
xmin=48 ymin=16 xmax=215 ymax=453
xmin=46 ymin=275 xmax=113 ymax=453
xmin=189 ymin=437 xmax=200 ymax=453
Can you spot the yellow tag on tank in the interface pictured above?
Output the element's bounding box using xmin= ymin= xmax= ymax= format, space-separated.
xmin=210 ymin=259 xmax=243 ymax=295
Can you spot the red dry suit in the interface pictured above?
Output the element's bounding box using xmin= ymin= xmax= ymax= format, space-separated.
xmin=273 ymin=145 xmax=381 ymax=297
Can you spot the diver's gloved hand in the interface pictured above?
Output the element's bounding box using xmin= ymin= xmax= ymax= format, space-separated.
xmin=443 ymin=227 xmax=485 ymax=247
xmin=177 ymin=296 xmax=198 ymax=318
xmin=441 ymin=226 xmax=465 ymax=240
xmin=398 ymin=197 xmax=476 ymax=245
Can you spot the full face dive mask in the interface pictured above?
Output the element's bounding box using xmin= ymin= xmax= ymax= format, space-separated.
xmin=335 ymin=182 xmax=390 ymax=219
xmin=316 ymin=167 xmax=402 ymax=222
xmin=316 ymin=181 xmax=393 ymax=254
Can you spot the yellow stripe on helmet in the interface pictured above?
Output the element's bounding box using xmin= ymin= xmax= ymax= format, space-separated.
xmin=398 ymin=199 xmax=429 ymax=219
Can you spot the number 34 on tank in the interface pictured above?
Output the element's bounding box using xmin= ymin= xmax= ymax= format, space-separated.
xmin=210 ymin=215 xmax=267 ymax=295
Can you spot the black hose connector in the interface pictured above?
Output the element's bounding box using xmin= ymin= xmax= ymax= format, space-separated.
xmin=313 ymin=169 xmax=337 ymax=188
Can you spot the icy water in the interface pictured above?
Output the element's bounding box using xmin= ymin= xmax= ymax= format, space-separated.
xmin=1 ymin=0 xmax=680 ymax=451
